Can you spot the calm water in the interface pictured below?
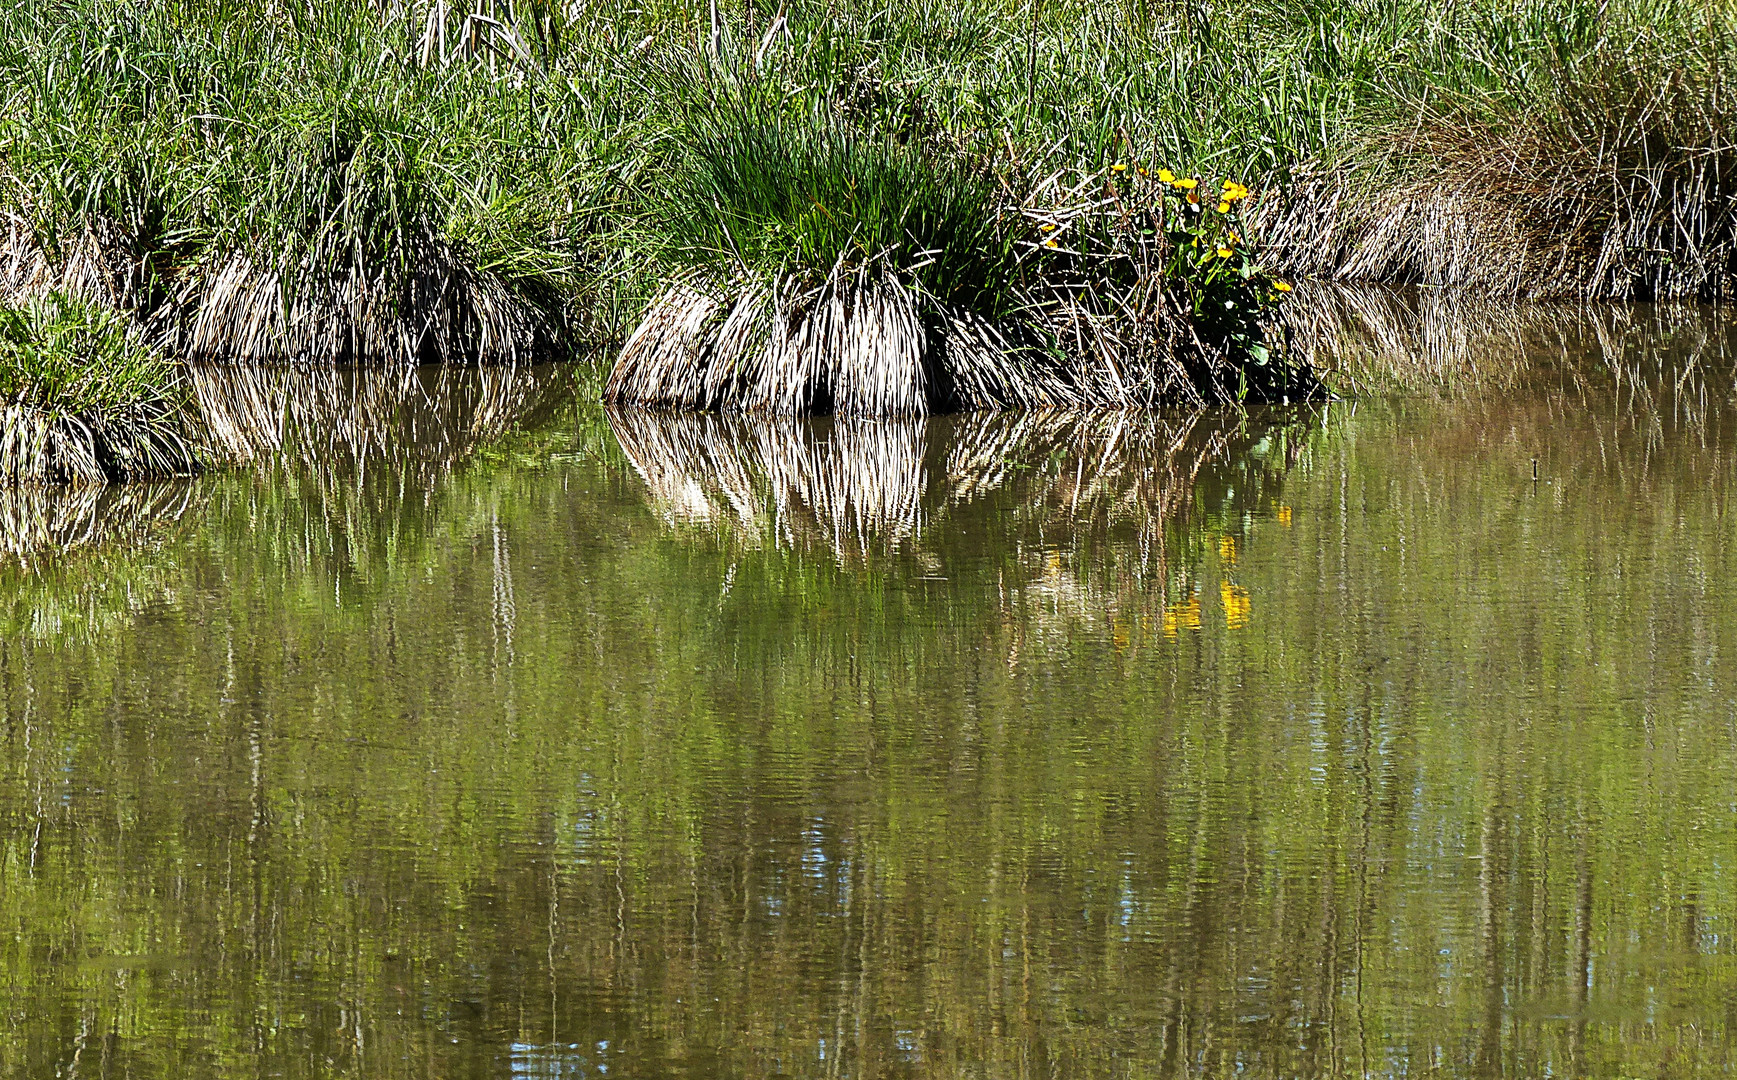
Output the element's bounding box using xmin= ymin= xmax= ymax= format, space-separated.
xmin=3 ymin=299 xmax=1737 ymax=1078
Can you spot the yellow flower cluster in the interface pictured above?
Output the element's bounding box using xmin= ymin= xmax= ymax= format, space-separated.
xmin=1220 ymin=581 xmax=1251 ymax=630
xmin=1162 ymin=594 xmax=1203 ymax=640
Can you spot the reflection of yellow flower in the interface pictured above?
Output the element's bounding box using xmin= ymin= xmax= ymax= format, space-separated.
xmin=1220 ymin=581 xmax=1251 ymax=629
xmin=1273 ymin=281 xmax=1293 ymax=292
xmin=1112 ymin=617 xmax=1130 ymax=652
xmin=1218 ymin=534 xmax=1238 ymax=565
xmin=1276 ymin=504 xmax=1293 ymax=526
xmin=1162 ymin=594 xmax=1202 ymax=640
xmin=1216 ymin=200 xmax=1231 ymax=214
xmin=1157 ymin=168 xmax=1176 ymax=183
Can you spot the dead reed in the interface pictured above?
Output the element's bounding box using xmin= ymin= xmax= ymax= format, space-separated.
xmin=151 ymin=227 xmax=559 ymax=366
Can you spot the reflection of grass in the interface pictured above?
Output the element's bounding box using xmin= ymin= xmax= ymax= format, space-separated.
xmin=192 ymin=362 xmax=584 ymax=482
xmin=7 ymin=387 xmax=1737 ymax=1077
xmin=0 ymin=482 xmax=203 ymax=640
xmin=1291 ymin=284 xmax=1737 ymax=409
xmin=608 ymin=405 xmax=1315 ymax=635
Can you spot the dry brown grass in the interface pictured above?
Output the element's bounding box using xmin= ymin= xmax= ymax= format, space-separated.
xmin=1256 ymin=56 xmax=1735 ymax=300
xmin=604 ymin=269 xmax=1093 ymax=418
xmin=1 ymin=217 xmax=559 ymax=365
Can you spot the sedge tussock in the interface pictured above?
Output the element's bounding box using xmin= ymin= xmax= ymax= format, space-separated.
xmin=0 ymin=295 xmax=200 ymax=485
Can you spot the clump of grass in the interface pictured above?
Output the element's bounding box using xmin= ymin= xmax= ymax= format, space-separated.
xmin=0 ymin=294 xmax=199 ymax=483
xmin=608 ymin=76 xmax=1312 ymax=416
xmin=0 ymin=0 xmax=608 ymax=363
xmin=1252 ymin=1 xmax=1736 ymax=298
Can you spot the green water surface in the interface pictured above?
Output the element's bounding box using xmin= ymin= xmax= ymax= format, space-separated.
xmin=3 ymin=301 xmax=1737 ymax=1078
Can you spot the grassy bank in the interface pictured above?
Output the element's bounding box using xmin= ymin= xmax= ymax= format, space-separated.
xmin=1 ymin=0 xmax=1731 ymax=410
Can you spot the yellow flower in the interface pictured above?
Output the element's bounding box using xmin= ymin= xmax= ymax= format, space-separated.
xmin=1043 ymin=238 xmax=1059 ymax=248
xmin=1222 ymin=181 xmax=1250 ymax=201
xmin=1187 ymin=190 xmax=1200 ymax=205
xmin=1111 ymin=163 xmax=1127 ymax=172
xmin=1216 ymin=200 xmax=1231 ymax=214
xmin=1040 ymin=223 xmax=1056 ymax=231
xmin=1273 ymin=280 xmax=1293 ymax=292
xmin=1220 ymin=581 xmax=1250 ymax=629
xmin=1176 ymin=177 xmax=1199 ymax=190
xmin=1216 ymin=246 xmax=1233 ymax=258
xmin=1162 ymin=594 xmax=1202 ymax=640
xmin=1157 ymin=168 xmax=1176 ymax=183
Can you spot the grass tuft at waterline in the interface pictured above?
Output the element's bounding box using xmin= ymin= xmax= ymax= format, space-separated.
xmin=0 ymin=295 xmax=200 ymax=484
xmin=609 ymin=90 xmax=1311 ymax=415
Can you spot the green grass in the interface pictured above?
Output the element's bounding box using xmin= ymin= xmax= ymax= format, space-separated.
xmin=661 ymin=80 xmax=1018 ymax=312
xmin=0 ymin=0 xmax=1730 ymax=380
xmin=0 ymin=295 xmax=178 ymax=418
xmin=0 ymin=294 xmax=198 ymax=482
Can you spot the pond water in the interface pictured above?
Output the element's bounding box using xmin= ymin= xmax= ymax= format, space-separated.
xmin=3 ymin=297 xmax=1737 ymax=1078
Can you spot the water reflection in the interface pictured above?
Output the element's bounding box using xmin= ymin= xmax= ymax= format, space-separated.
xmin=0 ymin=482 xmax=201 ymax=642
xmin=192 ymin=362 xmax=581 ymax=481
xmin=0 ymin=480 xmax=199 ymax=561
xmin=609 ymin=411 xmax=928 ymax=554
xmin=610 ymin=407 xmax=1312 ymax=568
xmin=5 ymin=311 xmax=1737 ymax=1079
xmin=1290 ymin=285 xmax=1737 ymax=416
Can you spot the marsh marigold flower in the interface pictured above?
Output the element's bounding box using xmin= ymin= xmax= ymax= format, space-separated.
xmin=1216 ymin=246 xmax=1233 ymax=258
xmin=1157 ymin=168 xmax=1176 ymax=183
xmin=1176 ymin=177 xmax=1199 ymax=190
xmin=1216 ymin=200 xmax=1231 ymax=213
xmin=1274 ymin=281 xmax=1293 ymax=292
xmin=1111 ymin=163 xmax=1127 ymax=172
xmin=1222 ymin=181 xmax=1250 ymax=201
xmin=1220 ymin=581 xmax=1251 ymax=629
